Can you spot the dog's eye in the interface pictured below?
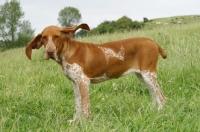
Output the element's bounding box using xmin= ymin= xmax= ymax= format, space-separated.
xmin=55 ymin=35 xmax=59 ymax=39
xmin=42 ymin=36 xmax=47 ymax=40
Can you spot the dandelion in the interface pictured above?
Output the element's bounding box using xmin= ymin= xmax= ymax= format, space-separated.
xmin=190 ymin=102 xmax=194 ymax=105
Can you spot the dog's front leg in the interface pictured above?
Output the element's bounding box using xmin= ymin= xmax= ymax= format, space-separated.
xmin=69 ymin=79 xmax=90 ymax=123
xmin=78 ymin=80 xmax=91 ymax=118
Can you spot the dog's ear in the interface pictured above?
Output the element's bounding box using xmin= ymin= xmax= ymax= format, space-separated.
xmin=25 ymin=34 xmax=42 ymax=60
xmin=60 ymin=23 xmax=90 ymax=37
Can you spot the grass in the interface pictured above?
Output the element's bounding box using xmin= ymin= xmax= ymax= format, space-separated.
xmin=1 ymin=20 xmax=200 ymax=131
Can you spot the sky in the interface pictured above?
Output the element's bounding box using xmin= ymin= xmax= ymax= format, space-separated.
xmin=0 ymin=0 xmax=199 ymax=34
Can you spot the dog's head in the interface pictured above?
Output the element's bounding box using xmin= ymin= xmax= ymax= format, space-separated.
xmin=25 ymin=23 xmax=90 ymax=60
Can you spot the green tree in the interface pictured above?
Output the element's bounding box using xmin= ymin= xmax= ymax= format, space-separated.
xmin=132 ymin=21 xmax=144 ymax=30
xmin=116 ymin=16 xmax=133 ymax=30
xmin=18 ymin=20 xmax=34 ymax=37
xmin=16 ymin=20 xmax=35 ymax=47
xmin=89 ymin=21 xmax=116 ymax=35
xmin=0 ymin=0 xmax=34 ymax=49
xmin=0 ymin=0 xmax=24 ymax=47
xmin=58 ymin=7 xmax=81 ymax=27
xmin=89 ymin=16 xmax=144 ymax=35
xmin=143 ymin=17 xmax=149 ymax=23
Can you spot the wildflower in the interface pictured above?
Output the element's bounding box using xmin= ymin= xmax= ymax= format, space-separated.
xmin=19 ymin=92 xmax=23 ymax=96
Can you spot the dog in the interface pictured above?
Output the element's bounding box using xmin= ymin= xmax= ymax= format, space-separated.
xmin=25 ymin=23 xmax=167 ymax=122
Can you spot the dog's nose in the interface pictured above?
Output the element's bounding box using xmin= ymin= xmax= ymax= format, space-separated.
xmin=47 ymin=49 xmax=54 ymax=55
xmin=48 ymin=51 xmax=54 ymax=55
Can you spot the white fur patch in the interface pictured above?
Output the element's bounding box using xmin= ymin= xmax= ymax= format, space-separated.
xmin=98 ymin=46 xmax=125 ymax=63
xmin=46 ymin=36 xmax=55 ymax=49
xmin=62 ymin=62 xmax=90 ymax=85
xmin=141 ymin=71 xmax=157 ymax=87
xmin=72 ymin=82 xmax=81 ymax=121
xmin=62 ymin=60 xmax=90 ymax=120
xmin=45 ymin=36 xmax=58 ymax=60
xmin=140 ymin=70 xmax=165 ymax=109
xmin=90 ymin=73 xmax=110 ymax=83
xmin=90 ymin=68 xmax=139 ymax=84
xmin=122 ymin=69 xmax=140 ymax=76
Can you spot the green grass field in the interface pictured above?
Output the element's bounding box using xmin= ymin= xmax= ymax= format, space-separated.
xmin=1 ymin=18 xmax=200 ymax=131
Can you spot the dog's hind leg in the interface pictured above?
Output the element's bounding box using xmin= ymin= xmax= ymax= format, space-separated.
xmin=135 ymin=71 xmax=166 ymax=109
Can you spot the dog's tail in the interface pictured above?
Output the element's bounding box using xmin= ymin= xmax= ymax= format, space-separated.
xmin=157 ymin=44 xmax=167 ymax=59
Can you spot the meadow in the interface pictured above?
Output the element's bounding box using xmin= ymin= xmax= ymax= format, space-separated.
xmin=0 ymin=18 xmax=200 ymax=131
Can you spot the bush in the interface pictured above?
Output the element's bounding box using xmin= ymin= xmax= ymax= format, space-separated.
xmin=88 ymin=16 xmax=144 ymax=35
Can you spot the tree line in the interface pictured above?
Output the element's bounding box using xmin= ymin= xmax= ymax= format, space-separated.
xmin=0 ymin=0 xmax=34 ymax=50
xmin=0 ymin=0 xmax=146 ymax=51
xmin=76 ymin=16 xmax=144 ymax=37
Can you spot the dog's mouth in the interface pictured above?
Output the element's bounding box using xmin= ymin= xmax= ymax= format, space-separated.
xmin=49 ymin=56 xmax=55 ymax=60
xmin=44 ymin=52 xmax=55 ymax=60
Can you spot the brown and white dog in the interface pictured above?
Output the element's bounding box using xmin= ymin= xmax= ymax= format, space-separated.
xmin=25 ymin=23 xmax=167 ymax=122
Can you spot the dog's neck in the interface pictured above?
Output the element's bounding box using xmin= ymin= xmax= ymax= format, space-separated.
xmin=56 ymin=39 xmax=82 ymax=65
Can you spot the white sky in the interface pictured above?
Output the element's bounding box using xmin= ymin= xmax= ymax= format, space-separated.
xmin=0 ymin=0 xmax=199 ymax=34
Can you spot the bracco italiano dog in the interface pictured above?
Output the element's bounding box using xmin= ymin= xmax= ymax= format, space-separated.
xmin=25 ymin=23 xmax=167 ymax=122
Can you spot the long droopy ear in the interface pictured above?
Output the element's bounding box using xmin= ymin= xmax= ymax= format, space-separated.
xmin=25 ymin=34 xmax=43 ymax=60
xmin=60 ymin=23 xmax=90 ymax=37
